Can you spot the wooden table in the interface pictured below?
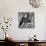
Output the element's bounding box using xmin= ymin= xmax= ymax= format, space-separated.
xmin=5 ymin=39 xmax=46 ymax=46
xmin=13 ymin=40 xmax=46 ymax=46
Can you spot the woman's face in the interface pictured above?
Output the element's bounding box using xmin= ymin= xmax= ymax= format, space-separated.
xmin=24 ymin=14 xmax=27 ymax=18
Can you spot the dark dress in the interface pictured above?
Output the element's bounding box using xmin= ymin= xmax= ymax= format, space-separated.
xmin=19 ymin=16 xmax=31 ymax=27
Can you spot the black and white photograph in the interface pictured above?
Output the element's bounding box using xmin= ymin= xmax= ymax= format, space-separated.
xmin=18 ymin=12 xmax=35 ymax=28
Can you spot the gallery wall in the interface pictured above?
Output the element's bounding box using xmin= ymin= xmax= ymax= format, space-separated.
xmin=0 ymin=0 xmax=46 ymax=40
